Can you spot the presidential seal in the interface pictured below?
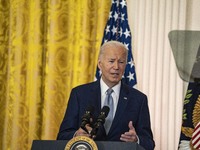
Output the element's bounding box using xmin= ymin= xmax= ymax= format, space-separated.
xmin=65 ymin=136 xmax=98 ymax=150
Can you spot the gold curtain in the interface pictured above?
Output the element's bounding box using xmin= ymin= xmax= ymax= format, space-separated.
xmin=0 ymin=0 xmax=111 ymax=149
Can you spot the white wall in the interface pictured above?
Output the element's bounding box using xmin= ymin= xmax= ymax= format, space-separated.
xmin=127 ymin=0 xmax=200 ymax=149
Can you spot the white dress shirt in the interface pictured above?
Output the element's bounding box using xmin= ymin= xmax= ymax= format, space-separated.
xmin=100 ymin=78 xmax=121 ymax=118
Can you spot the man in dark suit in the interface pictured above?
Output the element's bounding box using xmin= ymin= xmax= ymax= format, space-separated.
xmin=57 ymin=41 xmax=155 ymax=150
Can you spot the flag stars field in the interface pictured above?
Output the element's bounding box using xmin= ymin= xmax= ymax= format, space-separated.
xmin=96 ymin=0 xmax=137 ymax=87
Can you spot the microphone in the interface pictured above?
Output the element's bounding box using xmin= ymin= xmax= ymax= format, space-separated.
xmin=80 ymin=106 xmax=94 ymax=133
xmin=90 ymin=106 xmax=110 ymax=138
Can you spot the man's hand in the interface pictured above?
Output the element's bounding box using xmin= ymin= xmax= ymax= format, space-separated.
xmin=120 ymin=121 xmax=138 ymax=142
xmin=74 ymin=124 xmax=93 ymax=138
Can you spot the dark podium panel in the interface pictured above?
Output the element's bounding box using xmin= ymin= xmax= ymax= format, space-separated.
xmin=31 ymin=140 xmax=145 ymax=150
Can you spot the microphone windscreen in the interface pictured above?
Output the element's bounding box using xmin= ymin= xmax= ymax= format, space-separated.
xmin=86 ymin=105 xmax=94 ymax=115
xmin=101 ymin=106 xmax=110 ymax=117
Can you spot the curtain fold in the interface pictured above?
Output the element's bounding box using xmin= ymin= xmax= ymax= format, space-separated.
xmin=0 ymin=0 xmax=111 ymax=149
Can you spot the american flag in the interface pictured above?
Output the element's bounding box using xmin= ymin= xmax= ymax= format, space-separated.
xmin=95 ymin=0 xmax=137 ymax=87
xmin=192 ymin=121 xmax=200 ymax=149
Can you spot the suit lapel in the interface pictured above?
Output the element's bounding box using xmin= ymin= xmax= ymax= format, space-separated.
xmin=108 ymin=83 xmax=129 ymax=134
xmin=89 ymin=80 xmax=102 ymax=118
xmin=90 ymin=80 xmax=107 ymax=138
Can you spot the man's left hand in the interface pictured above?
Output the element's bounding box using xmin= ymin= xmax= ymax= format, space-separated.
xmin=120 ymin=121 xmax=138 ymax=142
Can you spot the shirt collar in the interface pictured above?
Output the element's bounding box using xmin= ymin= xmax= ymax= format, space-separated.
xmin=100 ymin=78 xmax=121 ymax=96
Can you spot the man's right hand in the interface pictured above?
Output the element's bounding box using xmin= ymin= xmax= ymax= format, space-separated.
xmin=74 ymin=124 xmax=93 ymax=138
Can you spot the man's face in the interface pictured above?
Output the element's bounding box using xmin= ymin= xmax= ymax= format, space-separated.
xmin=98 ymin=45 xmax=127 ymax=87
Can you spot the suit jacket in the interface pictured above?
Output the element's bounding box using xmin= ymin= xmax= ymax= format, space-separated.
xmin=57 ymin=80 xmax=155 ymax=150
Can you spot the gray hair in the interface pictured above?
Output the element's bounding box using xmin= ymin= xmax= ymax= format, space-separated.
xmin=98 ymin=41 xmax=128 ymax=61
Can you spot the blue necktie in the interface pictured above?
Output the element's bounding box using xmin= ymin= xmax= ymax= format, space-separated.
xmin=104 ymin=88 xmax=114 ymax=134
